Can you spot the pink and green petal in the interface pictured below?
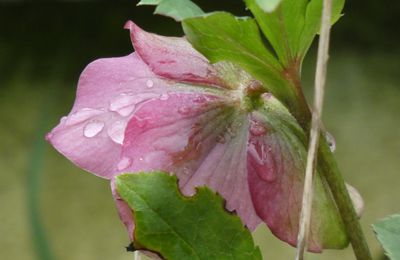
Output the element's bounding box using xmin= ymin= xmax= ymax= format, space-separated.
xmin=119 ymin=93 xmax=261 ymax=230
xmin=247 ymin=96 xmax=348 ymax=252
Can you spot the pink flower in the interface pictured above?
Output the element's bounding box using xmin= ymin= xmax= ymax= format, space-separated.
xmin=47 ymin=21 xmax=349 ymax=252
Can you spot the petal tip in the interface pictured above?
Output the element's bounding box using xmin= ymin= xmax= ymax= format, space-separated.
xmin=124 ymin=20 xmax=135 ymax=31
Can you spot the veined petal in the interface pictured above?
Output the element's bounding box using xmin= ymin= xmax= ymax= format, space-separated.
xmin=46 ymin=53 xmax=207 ymax=179
xmin=111 ymin=178 xmax=135 ymax=240
xmin=120 ymin=93 xmax=261 ymax=230
xmin=247 ymin=94 xmax=348 ymax=252
xmin=125 ymin=21 xmax=221 ymax=86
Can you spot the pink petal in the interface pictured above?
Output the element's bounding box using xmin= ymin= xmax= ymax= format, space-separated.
xmin=247 ymin=112 xmax=347 ymax=252
xmin=125 ymin=21 xmax=221 ymax=86
xmin=111 ymin=179 xmax=135 ymax=240
xmin=46 ymin=53 xmax=181 ymax=179
xmin=120 ymin=93 xmax=261 ymax=230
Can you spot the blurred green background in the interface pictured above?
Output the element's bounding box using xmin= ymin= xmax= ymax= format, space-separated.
xmin=0 ymin=0 xmax=399 ymax=259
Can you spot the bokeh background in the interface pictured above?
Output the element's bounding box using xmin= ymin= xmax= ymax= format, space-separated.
xmin=0 ymin=0 xmax=399 ymax=259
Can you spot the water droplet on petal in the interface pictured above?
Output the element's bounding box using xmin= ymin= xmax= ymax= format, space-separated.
xmin=107 ymin=120 xmax=127 ymax=144
xmin=146 ymin=79 xmax=154 ymax=88
xmin=248 ymin=142 xmax=276 ymax=182
xmin=83 ymin=121 xmax=104 ymax=138
xmin=326 ymin=132 xmax=336 ymax=152
xmin=109 ymin=93 xmax=157 ymax=117
xmin=117 ymin=157 xmax=132 ymax=171
xmin=250 ymin=120 xmax=267 ymax=136
xmin=66 ymin=108 xmax=103 ymax=126
xmin=159 ymin=93 xmax=169 ymax=101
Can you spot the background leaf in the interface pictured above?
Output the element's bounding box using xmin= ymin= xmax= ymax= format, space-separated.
xmin=137 ymin=0 xmax=204 ymax=21
xmin=373 ymin=214 xmax=400 ymax=259
xmin=244 ymin=0 xmax=345 ymax=65
xmin=115 ymin=172 xmax=262 ymax=260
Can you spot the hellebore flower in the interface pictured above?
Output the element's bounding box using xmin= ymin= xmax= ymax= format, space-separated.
xmin=47 ymin=21 xmax=359 ymax=252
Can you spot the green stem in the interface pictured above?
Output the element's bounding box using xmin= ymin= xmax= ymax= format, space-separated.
xmin=318 ymin=138 xmax=372 ymax=260
xmin=290 ymin=94 xmax=372 ymax=258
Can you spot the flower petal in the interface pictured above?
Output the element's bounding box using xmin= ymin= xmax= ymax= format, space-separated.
xmin=121 ymin=93 xmax=261 ymax=230
xmin=111 ymin=178 xmax=135 ymax=240
xmin=247 ymin=95 xmax=348 ymax=252
xmin=125 ymin=21 xmax=221 ymax=86
xmin=46 ymin=53 xmax=183 ymax=178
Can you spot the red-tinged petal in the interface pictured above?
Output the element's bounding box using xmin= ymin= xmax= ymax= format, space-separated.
xmin=247 ymin=96 xmax=348 ymax=252
xmin=111 ymin=179 xmax=135 ymax=240
xmin=46 ymin=53 xmax=199 ymax=179
xmin=121 ymin=93 xmax=261 ymax=230
xmin=125 ymin=21 xmax=221 ymax=86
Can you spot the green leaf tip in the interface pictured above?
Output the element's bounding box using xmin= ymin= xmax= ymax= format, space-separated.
xmin=115 ymin=172 xmax=262 ymax=260
xmin=255 ymin=0 xmax=283 ymax=12
xmin=137 ymin=0 xmax=204 ymax=21
xmin=373 ymin=213 xmax=400 ymax=260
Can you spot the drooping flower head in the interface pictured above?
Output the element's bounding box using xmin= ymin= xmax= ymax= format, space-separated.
xmin=47 ymin=21 xmax=358 ymax=252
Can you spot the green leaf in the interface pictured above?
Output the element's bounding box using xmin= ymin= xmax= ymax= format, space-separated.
xmin=255 ymin=0 xmax=283 ymax=12
xmin=115 ymin=172 xmax=262 ymax=260
xmin=138 ymin=0 xmax=204 ymax=21
xmin=244 ymin=0 xmax=345 ymax=64
xmin=182 ymin=12 xmax=300 ymax=113
xmin=373 ymin=214 xmax=400 ymax=259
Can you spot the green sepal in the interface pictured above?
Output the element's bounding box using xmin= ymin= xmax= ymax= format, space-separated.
xmin=115 ymin=172 xmax=262 ymax=260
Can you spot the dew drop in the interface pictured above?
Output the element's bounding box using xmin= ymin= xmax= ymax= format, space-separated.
xmin=146 ymin=79 xmax=154 ymax=88
xmin=248 ymin=142 xmax=276 ymax=182
xmin=107 ymin=120 xmax=127 ymax=144
xmin=117 ymin=157 xmax=132 ymax=171
xmin=326 ymin=132 xmax=336 ymax=152
xmin=83 ymin=121 xmax=104 ymax=138
xmin=66 ymin=108 xmax=103 ymax=126
xmin=159 ymin=93 xmax=169 ymax=101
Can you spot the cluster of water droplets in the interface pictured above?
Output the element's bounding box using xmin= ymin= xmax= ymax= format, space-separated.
xmin=248 ymin=140 xmax=277 ymax=182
